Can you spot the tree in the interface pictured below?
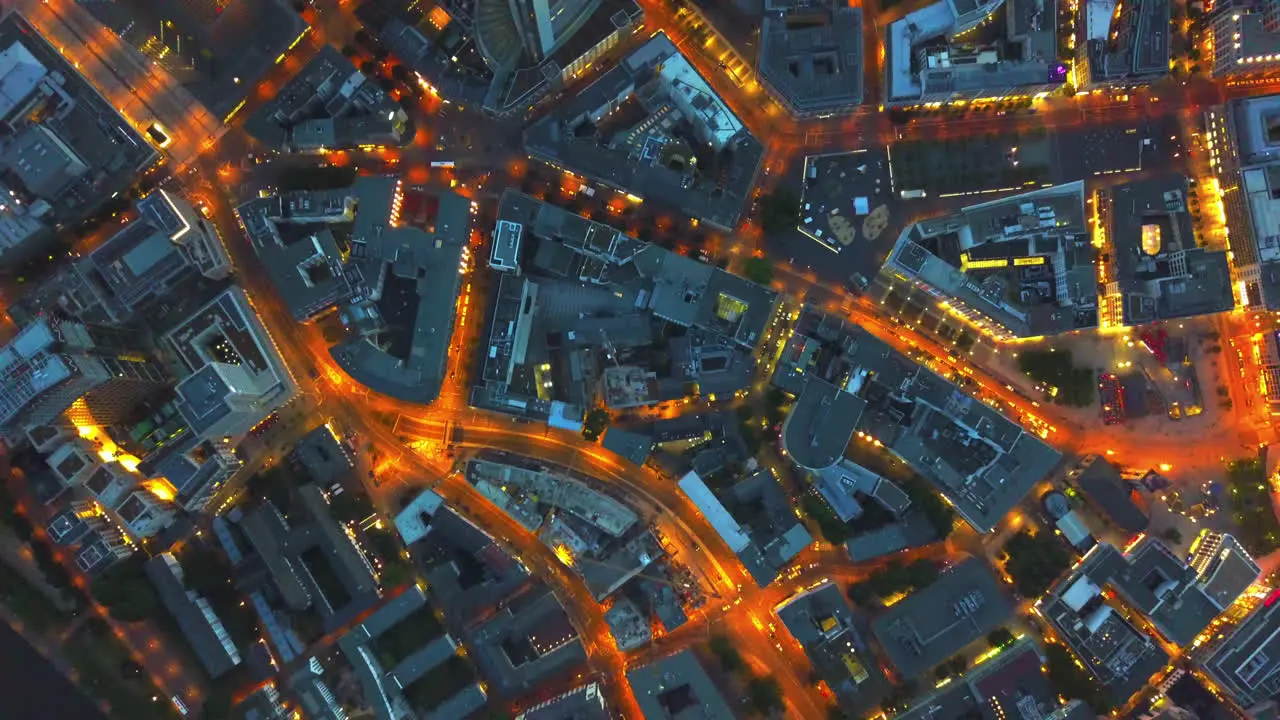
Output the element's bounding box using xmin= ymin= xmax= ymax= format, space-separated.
xmin=986 ymin=627 xmax=1016 ymax=649
xmin=1162 ymin=527 xmax=1183 ymax=545
xmin=340 ymin=45 xmax=356 ymax=58
xmin=581 ymin=408 xmax=610 ymax=442
xmin=709 ymin=634 xmax=743 ymax=673
xmin=1046 ymin=644 xmax=1111 ymax=713
xmin=390 ymin=64 xmax=410 ymax=83
xmin=758 ymin=189 xmax=801 ymax=235
xmin=93 ymin=561 xmax=160 ymax=622
xmin=360 ymin=60 xmax=378 ymax=76
xmin=742 ymin=256 xmax=774 ymax=286
xmin=747 ymin=676 xmax=783 ymax=715
xmin=847 ymin=582 xmax=874 ymax=606
xmin=1002 ymin=530 xmax=1071 ymax=598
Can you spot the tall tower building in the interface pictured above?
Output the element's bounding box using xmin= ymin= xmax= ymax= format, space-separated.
xmin=508 ymin=0 xmax=598 ymax=60
xmin=0 ymin=318 xmax=166 ymax=442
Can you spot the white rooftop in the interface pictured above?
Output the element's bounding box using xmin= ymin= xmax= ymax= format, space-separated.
xmin=658 ymin=55 xmax=743 ymax=149
xmin=678 ymin=471 xmax=751 ymax=552
xmin=0 ymin=41 xmax=47 ymax=122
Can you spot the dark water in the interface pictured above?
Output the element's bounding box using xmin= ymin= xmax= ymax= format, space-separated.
xmin=0 ymin=621 xmax=106 ymax=720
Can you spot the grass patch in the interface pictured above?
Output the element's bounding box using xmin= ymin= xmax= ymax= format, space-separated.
xmin=65 ymin=624 xmax=178 ymax=720
xmin=0 ymin=556 xmax=69 ymax=633
xmin=1228 ymin=458 xmax=1280 ymax=556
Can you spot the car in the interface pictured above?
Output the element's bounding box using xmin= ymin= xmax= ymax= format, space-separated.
xmin=145 ymin=123 xmax=172 ymax=148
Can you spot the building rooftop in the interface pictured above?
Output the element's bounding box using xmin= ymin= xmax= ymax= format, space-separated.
xmin=268 ymin=178 xmax=471 ymax=404
xmin=468 ymin=456 xmax=639 ymax=536
xmin=0 ymin=16 xmax=157 ymax=263
xmin=515 ymin=681 xmax=609 ymax=720
xmin=844 ymin=513 xmax=940 ymax=561
xmin=144 ymin=553 xmax=242 ymax=679
xmin=1188 ymin=531 xmax=1261 ymax=611
xmin=1038 ymin=543 xmax=1172 ymax=705
xmin=885 ymin=181 xmax=1098 ymax=339
xmin=679 ymin=468 xmax=812 ymax=586
xmin=776 ymin=582 xmax=891 ymax=713
xmin=524 ymin=33 xmax=764 ymax=231
xmin=1080 ymin=0 xmax=1170 ymax=83
xmin=896 ymin=638 xmax=1057 ymax=720
xmin=466 ymin=584 xmax=586 ymax=696
xmin=245 ymin=45 xmax=409 ymax=152
xmin=781 ymin=377 xmax=865 ymax=472
xmin=777 ymin=310 xmax=1061 ymax=531
xmin=1109 ymin=537 xmax=1223 ymax=646
xmin=1106 ymin=176 xmax=1235 ymax=324
xmin=758 ymin=1 xmax=864 ymax=116
xmin=412 ymin=505 xmax=532 ymax=627
xmin=883 ymin=0 xmax=1064 ymax=105
xmin=601 ymin=427 xmax=653 ymax=466
xmin=626 ymin=650 xmax=735 ymax=720
xmin=871 ymin=557 xmax=1014 ymax=679
xmin=1199 ymin=592 xmax=1280 ymax=708
xmin=1069 ymin=457 xmax=1150 ymax=534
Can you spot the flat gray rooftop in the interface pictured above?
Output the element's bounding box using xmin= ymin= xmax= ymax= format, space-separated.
xmin=758 ymin=4 xmax=864 ymax=115
xmin=1106 ymin=176 xmax=1234 ymax=324
xmin=871 ymin=557 xmax=1013 ymax=679
xmin=627 ymin=650 xmax=734 ymax=720
xmin=524 ymin=33 xmax=763 ymax=231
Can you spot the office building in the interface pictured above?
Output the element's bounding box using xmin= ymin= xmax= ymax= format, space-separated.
xmin=1075 ymin=0 xmax=1170 ymax=88
xmin=245 ymin=46 xmax=410 ymax=152
xmin=871 ymin=558 xmax=1013 ymax=679
xmin=627 ymin=650 xmax=734 ymax=720
xmin=896 ymin=638 xmax=1062 ymax=720
xmin=0 ymin=319 xmax=166 ymax=443
xmin=758 ymin=0 xmax=864 ymax=117
xmin=884 ymin=181 xmax=1098 ymax=340
xmin=515 ymin=681 xmax=609 ymax=719
xmin=0 ymin=15 xmax=157 ymax=265
xmin=1204 ymin=94 xmax=1280 ymax=313
xmin=237 ymin=485 xmax=380 ymax=632
xmin=525 ymin=33 xmax=764 ymax=230
xmin=240 ymin=178 xmax=470 ymax=404
xmin=1210 ymin=0 xmax=1280 ymax=78
xmin=466 ymin=584 xmax=586 ymax=695
xmin=1199 ymin=594 xmax=1280 ymax=709
xmin=1098 ymin=176 xmax=1234 ymax=326
xmin=883 ymin=0 xmax=1067 ymax=107
xmin=775 ymin=310 xmax=1061 ymax=532
xmin=475 ymin=190 xmax=777 ymax=420
xmin=1038 ymin=543 xmax=1178 ymax=706
xmin=13 ymin=190 xmax=231 ymax=326
xmin=162 ymin=287 xmax=296 ymax=444
xmin=679 ymin=468 xmax=812 ymax=586
xmin=144 ymin=552 xmax=242 ymax=679
xmin=775 ymin=581 xmax=891 ymax=714
xmin=360 ymin=0 xmax=641 ymax=118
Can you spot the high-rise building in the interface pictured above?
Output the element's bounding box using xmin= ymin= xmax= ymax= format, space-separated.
xmin=505 ymin=0 xmax=599 ymax=61
xmin=0 ymin=318 xmax=166 ymax=442
xmin=1198 ymin=595 xmax=1280 ymax=708
xmin=1210 ymin=0 xmax=1280 ymax=77
xmin=12 ymin=190 xmax=231 ymax=326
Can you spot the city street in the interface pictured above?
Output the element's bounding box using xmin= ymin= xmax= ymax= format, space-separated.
xmin=10 ymin=0 xmax=1280 ymax=715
